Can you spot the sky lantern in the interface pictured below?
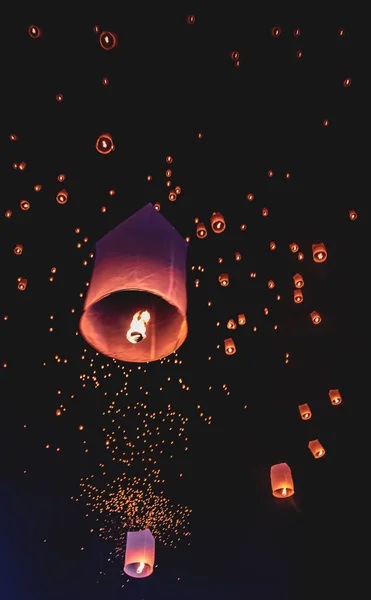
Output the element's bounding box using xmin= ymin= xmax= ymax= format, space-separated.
xmin=329 ymin=389 xmax=342 ymax=405
xmin=123 ymin=529 xmax=155 ymax=578
xmin=310 ymin=311 xmax=321 ymax=324
xmin=79 ymin=203 xmax=188 ymax=362
xmin=224 ymin=338 xmax=236 ymax=354
xmin=294 ymin=289 xmax=303 ymax=303
xmin=227 ymin=319 xmax=237 ymax=329
xmin=308 ymin=439 xmax=326 ymax=458
xmin=238 ymin=313 xmax=246 ymax=325
xmin=312 ymin=243 xmax=327 ymax=263
xmin=298 ymin=403 xmax=311 ymax=420
xmin=218 ymin=273 xmax=229 ymax=286
xmin=210 ymin=212 xmax=226 ymax=233
xmin=270 ymin=462 xmax=294 ymax=498
xmin=289 ymin=242 xmax=299 ymax=253
xmin=293 ymin=273 xmax=304 ymax=288
xmin=17 ymin=278 xmax=27 ymax=291
xmin=196 ymin=222 xmax=207 ymax=238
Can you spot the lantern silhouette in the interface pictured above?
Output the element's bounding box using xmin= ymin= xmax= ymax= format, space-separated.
xmin=329 ymin=389 xmax=342 ymax=406
xmin=298 ymin=403 xmax=311 ymax=420
xmin=293 ymin=273 xmax=304 ymax=288
xmin=294 ymin=289 xmax=303 ymax=303
xmin=196 ymin=222 xmax=207 ymax=238
xmin=312 ymin=243 xmax=327 ymax=263
xmin=238 ymin=313 xmax=246 ymax=325
xmin=310 ymin=311 xmax=321 ymax=324
xmin=308 ymin=439 xmax=326 ymax=458
xmin=224 ymin=338 xmax=236 ymax=354
xmin=210 ymin=212 xmax=226 ymax=233
xmin=218 ymin=273 xmax=229 ymax=286
xmin=124 ymin=529 xmax=155 ymax=578
xmin=79 ymin=203 xmax=188 ymax=362
xmin=270 ymin=462 xmax=294 ymax=498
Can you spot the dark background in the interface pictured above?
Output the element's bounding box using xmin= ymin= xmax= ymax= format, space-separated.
xmin=1 ymin=6 xmax=364 ymax=599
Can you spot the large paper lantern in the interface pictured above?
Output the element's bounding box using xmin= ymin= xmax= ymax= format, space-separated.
xmin=124 ymin=529 xmax=155 ymax=578
xmin=270 ymin=462 xmax=295 ymax=498
xmin=79 ymin=203 xmax=188 ymax=362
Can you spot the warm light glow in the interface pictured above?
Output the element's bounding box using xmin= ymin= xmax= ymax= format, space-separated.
xmin=126 ymin=310 xmax=151 ymax=344
xmin=136 ymin=561 xmax=145 ymax=574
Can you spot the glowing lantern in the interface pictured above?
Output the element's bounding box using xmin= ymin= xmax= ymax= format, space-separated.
xmin=349 ymin=209 xmax=357 ymax=220
xmin=238 ymin=314 xmax=246 ymax=325
xmin=293 ymin=273 xmax=304 ymax=288
xmin=268 ymin=279 xmax=275 ymax=289
xmin=14 ymin=244 xmax=23 ymax=255
xmin=235 ymin=252 xmax=242 ymax=261
xmin=210 ymin=212 xmax=226 ymax=233
xmin=154 ymin=203 xmax=160 ymax=211
xmin=218 ymin=273 xmax=229 ymax=286
xmin=310 ymin=311 xmax=321 ymax=324
xmin=56 ymin=190 xmax=68 ymax=204
xmin=294 ymin=289 xmax=303 ymax=303
xmin=20 ymin=200 xmax=30 ymax=211
xmin=312 ymin=243 xmax=327 ymax=263
xmin=124 ymin=529 xmax=155 ymax=578
xmin=196 ymin=222 xmax=207 ymax=238
xmin=224 ymin=338 xmax=236 ymax=355
xmin=96 ymin=133 xmax=114 ymax=154
xmin=17 ymin=278 xmax=27 ymax=291
xmin=168 ymin=191 xmax=177 ymax=201
xmin=270 ymin=463 xmax=294 ymax=498
xmin=289 ymin=243 xmax=299 ymax=253
xmin=28 ymin=25 xmax=41 ymax=38
xmin=308 ymin=439 xmax=326 ymax=458
xmin=298 ymin=403 xmax=311 ymax=420
xmin=99 ymin=31 xmax=117 ymax=50
xmin=329 ymin=389 xmax=342 ymax=406
xmin=227 ymin=319 xmax=237 ymax=329
xmin=297 ymin=252 xmax=304 ymax=261
xmin=270 ymin=241 xmax=276 ymax=250
xmin=79 ymin=204 xmax=188 ymax=363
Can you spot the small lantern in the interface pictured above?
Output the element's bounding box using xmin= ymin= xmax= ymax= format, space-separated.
xmin=224 ymin=338 xmax=236 ymax=355
xmin=297 ymin=252 xmax=304 ymax=261
xmin=270 ymin=462 xmax=294 ymax=498
xmin=99 ymin=31 xmax=117 ymax=50
xmin=329 ymin=389 xmax=342 ymax=406
xmin=196 ymin=222 xmax=207 ymax=238
xmin=17 ymin=278 xmax=27 ymax=291
xmin=310 ymin=311 xmax=321 ymax=324
xmin=96 ymin=133 xmax=114 ymax=154
xmin=210 ymin=212 xmax=226 ymax=233
xmin=289 ymin=242 xmax=299 ymax=253
xmin=349 ymin=209 xmax=357 ymax=220
xmin=56 ymin=190 xmax=68 ymax=204
xmin=227 ymin=319 xmax=237 ymax=329
xmin=294 ymin=289 xmax=303 ymax=303
xmin=308 ymin=439 xmax=325 ymax=459
xmin=293 ymin=273 xmax=304 ymax=288
xmin=124 ymin=529 xmax=155 ymax=578
xmin=235 ymin=252 xmax=242 ymax=261
xmin=267 ymin=279 xmax=275 ymax=289
xmin=298 ymin=403 xmax=311 ymax=420
xmin=218 ymin=273 xmax=229 ymax=286
xmin=312 ymin=243 xmax=327 ymax=263
xmin=14 ymin=244 xmax=23 ymax=255
xmin=270 ymin=241 xmax=276 ymax=250
xmin=238 ymin=313 xmax=246 ymax=325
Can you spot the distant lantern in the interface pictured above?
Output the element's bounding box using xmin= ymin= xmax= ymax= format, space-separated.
xmin=28 ymin=25 xmax=41 ymax=38
xmin=210 ymin=212 xmax=226 ymax=233
xmin=293 ymin=273 xmax=304 ymax=288
xmin=270 ymin=241 xmax=276 ymax=250
xmin=267 ymin=279 xmax=275 ymax=289
xmin=79 ymin=204 xmax=188 ymax=362
xmin=238 ymin=313 xmax=246 ymax=325
xmin=14 ymin=244 xmax=23 ymax=255
xmin=312 ymin=243 xmax=327 ymax=263
xmin=99 ymin=31 xmax=117 ymax=50
xmin=168 ymin=191 xmax=177 ymax=202
xmin=308 ymin=439 xmax=326 ymax=459
xmin=56 ymin=190 xmax=68 ymax=204
xmin=196 ymin=222 xmax=207 ymax=238
xmin=124 ymin=529 xmax=155 ymax=578
xmin=262 ymin=207 xmax=268 ymax=216
xmin=297 ymin=252 xmax=304 ymax=261
xmin=153 ymin=203 xmax=160 ymax=211
xmin=349 ymin=209 xmax=357 ymax=220
xmin=298 ymin=403 xmax=311 ymax=420
xmin=218 ymin=273 xmax=229 ymax=286
xmin=227 ymin=319 xmax=237 ymax=329
xmin=289 ymin=243 xmax=299 ymax=253
xmin=294 ymin=289 xmax=303 ymax=303
xmin=96 ymin=133 xmax=114 ymax=154
xmin=329 ymin=389 xmax=342 ymax=406
xmin=18 ymin=278 xmax=27 ymax=291
xmin=224 ymin=338 xmax=236 ymax=355
xmin=20 ymin=200 xmax=30 ymax=211
xmin=310 ymin=311 xmax=321 ymax=324
xmin=235 ymin=252 xmax=242 ymax=261
xmin=270 ymin=463 xmax=294 ymax=498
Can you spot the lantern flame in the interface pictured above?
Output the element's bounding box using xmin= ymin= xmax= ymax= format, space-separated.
xmin=282 ymin=487 xmax=287 ymax=496
xmin=136 ymin=561 xmax=145 ymax=574
xmin=126 ymin=310 xmax=151 ymax=344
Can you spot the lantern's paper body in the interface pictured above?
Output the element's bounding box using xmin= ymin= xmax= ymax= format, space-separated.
xmin=270 ymin=462 xmax=295 ymax=498
xmin=79 ymin=203 xmax=188 ymax=362
xmin=124 ymin=529 xmax=155 ymax=578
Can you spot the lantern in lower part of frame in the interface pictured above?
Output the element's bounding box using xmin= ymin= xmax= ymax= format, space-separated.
xmin=270 ymin=462 xmax=295 ymax=498
xmin=329 ymin=389 xmax=342 ymax=405
xmin=308 ymin=439 xmax=325 ymax=458
xmin=298 ymin=403 xmax=311 ymax=420
xmin=79 ymin=203 xmax=188 ymax=363
xmin=124 ymin=529 xmax=155 ymax=578
xmin=312 ymin=243 xmax=327 ymax=263
xmin=224 ymin=338 xmax=236 ymax=354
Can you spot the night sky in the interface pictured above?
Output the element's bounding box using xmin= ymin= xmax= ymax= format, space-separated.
xmin=1 ymin=7 xmax=362 ymax=600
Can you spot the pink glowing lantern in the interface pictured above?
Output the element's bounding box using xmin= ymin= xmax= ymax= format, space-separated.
xmin=270 ymin=462 xmax=295 ymax=498
xmin=124 ymin=529 xmax=155 ymax=578
xmin=79 ymin=203 xmax=188 ymax=362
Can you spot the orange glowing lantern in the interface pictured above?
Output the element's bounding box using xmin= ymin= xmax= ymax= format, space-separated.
xmin=99 ymin=31 xmax=117 ymax=50
xmin=196 ymin=222 xmax=207 ymax=238
xmin=56 ymin=190 xmax=68 ymax=204
xmin=17 ymin=278 xmax=27 ymax=291
xmin=79 ymin=204 xmax=188 ymax=363
xmin=293 ymin=273 xmax=304 ymax=288
xmin=294 ymin=289 xmax=303 ymax=303
xmin=289 ymin=242 xmax=299 ymax=253
xmin=270 ymin=463 xmax=294 ymax=498
xmin=224 ymin=338 xmax=236 ymax=355
xmin=349 ymin=209 xmax=357 ymax=220
xmin=310 ymin=311 xmax=321 ymax=324
xmin=28 ymin=25 xmax=41 ymax=38
xmin=297 ymin=252 xmax=304 ymax=261
xmin=238 ymin=314 xmax=246 ymax=325
xmin=96 ymin=133 xmax=114 ymax=154
xmin=329 ymin=389 xmax=342 ymax=406
xmin=153 ymin=203 xmax=160 ymax=211
xmin=20 ymin=200 xmax=30 ymax=211
xmin=235 ymin=252 xmax=242 ymax=261
xmin=308 ymin=439 xmax=326 ymax=458
xmin=262 ymin=207 xmax=268 ymax=216
xmin=227 ymin=319 xmax=237 ymax=330
xmin=14 ymin=244 xmax=23 ymax=255
xmin=124 ymin=529 xmax=155 ymax=578
xmin=298 ymin=403 xmax=311 ymax=420
xmin=270 ymin=241 xmax=276 ymax=250
xmin=312 ymin=243 xmax=327 ymax=263
xmin=218 ymin=273 xmax=229 ymax=286
xmin=168 ymin=191 xmax=177 ymax=202
xmin=210 ymin=212 xmax=226 ymax=233
xmin=267 ymin=279 xmax=275 ymax=289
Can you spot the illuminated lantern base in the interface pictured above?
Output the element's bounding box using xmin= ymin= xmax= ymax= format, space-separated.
xmin=124 ymin=529 xmax=155 ymax=578
xmin=79 ymin=204 xmax=188 ymax=362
